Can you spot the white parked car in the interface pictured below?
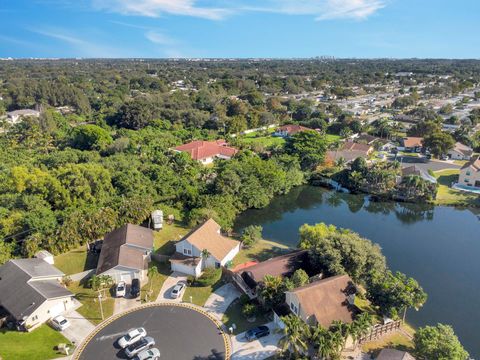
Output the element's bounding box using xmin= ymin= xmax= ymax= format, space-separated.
xmin=116 ymin=281 xmax=127 ymax=298
xmin=51 ymin=315 xmax=70 ymax=331
xmin=118 ymin=327 xmax=147 ymax=349
xmin=135 ymin=347 xmax=161 ymax=360
xmin=125 ymin=336 xmax=155 ymax=358
xmin=171 ymin=282 xmax=186 ymax=299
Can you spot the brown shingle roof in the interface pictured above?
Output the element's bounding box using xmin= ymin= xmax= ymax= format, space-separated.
xmin=181 ymin=218 xmax=240 ymax=262
xmin=451 ymin=142 xmax=473 ymax=157
xmin=461 ymin=155 xmax=480 ymax=171
xmin=289 ymin=274 xmax=357 ymax=327
xmin=96 ymin=224 xmax=153 ymax=274
xmin=376 ymin=349 xmax=416 ymax=360
xmin=236 ymin=250 xmax=309 ymax=289
xmin=342 ymin=141 xmax=373 ymax=153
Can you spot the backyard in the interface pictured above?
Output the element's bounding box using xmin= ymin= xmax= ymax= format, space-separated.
xmin=54 ymin=245 xmax=98 ymax=276
xmin=434 ymin=169 xmax=480 ymax=207
xmin=0 ymin=325 xmax=73 ymax=360
xmin=153 ymin=222 xmax=190 ymax=254
xmin=233 ymin=239 xmax=290 ymax=267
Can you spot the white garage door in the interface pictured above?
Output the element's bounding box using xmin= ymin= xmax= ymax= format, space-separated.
xmin=171 ymin=263 xmax=196 ymax=276
xmin=49 ymin=301 xmax=65 ymax=317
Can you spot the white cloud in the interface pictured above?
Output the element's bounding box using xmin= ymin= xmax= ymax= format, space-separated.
xmin=241 ymin=0 xmax=385 ymax=20
xmin=92 ymin=0 xmax=230 ymax=20
xmin=145 ymin=30 xmax=175 ymax=45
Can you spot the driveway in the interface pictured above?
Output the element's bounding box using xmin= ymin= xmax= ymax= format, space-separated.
xmin=204 ymin=283 xmax=240 ymax=321
xmin=61 ymin=310 xmax=95 ymax=346
xmin=231 ymin=322 xmax=282 ymax=360
xmin=156 ymin=271 xmax=187 ymax=302
xmin=113 ymin=294 xmax=143 ymax=315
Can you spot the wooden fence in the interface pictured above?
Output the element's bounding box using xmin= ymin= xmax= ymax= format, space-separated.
xmin=359 ymin=320 xmax=402 ymax=343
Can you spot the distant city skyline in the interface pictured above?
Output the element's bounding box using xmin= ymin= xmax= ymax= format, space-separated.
xmin=1 ymin=0 xmax=479 ymax=59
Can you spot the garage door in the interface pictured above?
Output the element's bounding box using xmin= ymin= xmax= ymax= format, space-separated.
xmin=49 ymin=301 xmax=65 ymax=318
xmin=171 ymin=263 xmax=196 ymax=276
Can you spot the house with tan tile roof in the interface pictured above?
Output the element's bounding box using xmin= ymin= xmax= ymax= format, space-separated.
xmin=170 ymin=218 xmax=240 ymax=277
xmin=173 ymin=140 xmax=238 ymax=165
xmin=400 ymin=137 xmax=423 ymax=152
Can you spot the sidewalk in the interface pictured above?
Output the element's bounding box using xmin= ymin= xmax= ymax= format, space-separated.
xmin=204 ymin=283 xmax=240 ymax=321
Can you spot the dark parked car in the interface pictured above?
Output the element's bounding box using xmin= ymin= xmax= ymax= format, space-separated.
xmin=245 ymin=326 xmax=270 ymax=341
xmin=131 ymin=278 xmax=141 ymax=298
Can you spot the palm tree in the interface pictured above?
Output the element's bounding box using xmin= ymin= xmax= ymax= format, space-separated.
xmin=201 ymin=249 xmax=210 ymax=260
xmin=148 ymin=265 xmax=159 ymax=293
xmin=278 ymin=315 xmax=309 ymax=357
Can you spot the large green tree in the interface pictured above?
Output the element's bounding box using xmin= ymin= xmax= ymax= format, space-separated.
xmin=414 ymin=324 xmax=469 ymax=360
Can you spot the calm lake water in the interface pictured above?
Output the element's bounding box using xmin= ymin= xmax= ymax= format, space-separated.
xmin=235 ymin=186 xmax=480 ymax=357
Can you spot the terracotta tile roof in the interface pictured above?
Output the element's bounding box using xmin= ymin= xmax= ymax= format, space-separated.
xmin=96 ymin=224 xmax=153 ymax=274
xmin=277 ymin=124 xmax=311 ymax=135
xmin=181 ymin=218 xmax=240 ymax=262
xmin=461 ymin=155 xmax=480 ymax=171
xmin=402 ymin=137 xmax=423 ymax=148
xmin=174 ymin=140 xmax=238 ymax=161
xmin=289 ymin=274 xmax=357 ymax=327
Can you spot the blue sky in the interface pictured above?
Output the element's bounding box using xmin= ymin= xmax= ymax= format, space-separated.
xmin=1 ymin=0 xmax=479 ymax=58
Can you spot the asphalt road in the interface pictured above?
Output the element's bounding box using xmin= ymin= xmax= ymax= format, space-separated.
xmin=78 ymin=305 xmax=226 ymax=360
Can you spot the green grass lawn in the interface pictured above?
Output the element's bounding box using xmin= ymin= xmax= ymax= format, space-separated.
xmin=154 ymin=222 xmax=190 ymax=255
xmin=434 ymin=169 xmax=480 ymax=207
xmin=239 ymin=135 xmax=285 ymax=148
xmin=0 ymin=325 xmax=73 ymax=360
xmin=141 ymin=261 xmax=171 ymax=302
xmin=233 ymin=239 xmax=291 ymax=267
xmin=361 ymin=327 xmax=414 ymax=355
xmin=68 ymin=281 xmax=115 ymax=325
xmin=222 ymin=298 xmax=270 ymax=334
xmin=54 ymin=245 xmax=98 ymax=275
xmin=183 ymin=278 xmax=225 ymax=307
xmin=326 ymin=134 xmax=341 ymax=143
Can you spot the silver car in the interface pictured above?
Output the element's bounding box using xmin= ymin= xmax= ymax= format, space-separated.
xmin=171 ymin=282 xmax=186 ymax=299
xmin=125 ymin=336 xmax=155 ymax=358
xmin=118 ymin=327 xmax=147 ymax=349
xmin=135 ymin=347 xmax=161 ymax=360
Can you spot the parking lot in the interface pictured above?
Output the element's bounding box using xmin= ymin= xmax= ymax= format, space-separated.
xmin=76 ymin=303 xmax=228 ymax=360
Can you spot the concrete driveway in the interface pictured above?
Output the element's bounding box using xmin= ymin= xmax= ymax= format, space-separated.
xmin=231 ymin=322 xmax=282 ymax=360
xmin=113 ymin=294 xmax=142 ymax=315
xmin=61 ymin=310 xmax=95 ymax=346
xmin=156 ymin=271 xmax=187 ymax=302
xmin=204 ymin=283 xmax=240 ymax=321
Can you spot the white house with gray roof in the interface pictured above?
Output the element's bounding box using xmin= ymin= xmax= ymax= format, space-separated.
xmin=0 ymin=258 xmax=74 ymax=331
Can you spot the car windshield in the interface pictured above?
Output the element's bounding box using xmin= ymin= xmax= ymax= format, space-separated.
xmin=118 ymin=285 xmax=125 ymax=290
xmin=59 ymin=319 xmax=67 ymax=325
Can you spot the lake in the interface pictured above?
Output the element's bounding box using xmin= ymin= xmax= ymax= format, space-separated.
xmin=235 ymin=186 xmax=480 ymax=357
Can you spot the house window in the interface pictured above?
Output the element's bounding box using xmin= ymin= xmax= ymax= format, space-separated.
xmin=466 ymin=171 xmax=471 ymax=176
xmin=31 ymin=315 xmax=38 ymax=321
xmin=215 ymin=262 xmax=221 ymax=268
xmin=465 ymin=179 xmax=470 ymax=183
xmin=290 ymin=302 xmax=297 ymax=314
xmin=183 ymin=248 xmax=192 ymax=255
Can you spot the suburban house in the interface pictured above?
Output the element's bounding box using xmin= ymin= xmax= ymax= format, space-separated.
xmin=353 ymin=133 xmax=379 ymax=145
xmin=232 ymin=250 xmax=311 ymax=299
xmin=326 ymin=141 xmax=374 ymax=164
xmin=0 ymin=258 xmax=74 ymax=331
xmin=173 ymin=140 xmax=238 ymax=164
xmin=170 ymin=218 xmax=240 ymax=277
xmin=401 ymin=165 xmax=437 ymax=184
xmin=376 ymin=349 xmax=416 ymax=360
xmin=6 ymin=109 xmax=40 ymax=124
xmin=458 ymin=155 xmax=480 ymax=188
xmin=278 ymin=274 xmax=357 ymax=328
xmin=400 ymin=137 xmax=423 ymax=152
xmin=96 ymin=224 xmax=154 ymax=283
xmin=447 ymin=142 xmax=473 ymax=160
xmin=273 ymin=124 xmax=311 ymax=138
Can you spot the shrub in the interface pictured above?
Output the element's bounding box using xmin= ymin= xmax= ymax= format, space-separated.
xmin=242 ymin=303 xmax=257 ymax=318
xmin=196 ymin=267 xmax=222 ymax=287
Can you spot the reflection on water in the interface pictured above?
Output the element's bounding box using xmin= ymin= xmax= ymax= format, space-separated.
xmin=235 ymin=186 xmax=480 ymax=357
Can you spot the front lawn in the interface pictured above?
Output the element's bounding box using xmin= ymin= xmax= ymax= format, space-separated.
xmin=0 ymin=325 xmax=73 ymax=360
xmin=184 ymin=278 xmax=225 ymax=307
xmin=233 ymin=239 xmax=291 ymax=267
xmin=141 ymin=261 xmax=171 ymax=302
xmin=361 ymin=327 xmax=414 ymax=355
xmin=68 ymin=281 xmax=115 ymax=325
xmin=222 ymin=298 xmax=270 ymax=334
xmin=154 ymin=222 xmax=190 ymax=255
xmin=54 ymin=245 xmax=98 ymax=275
xmin=239 ymin=135 xmax=285 ymax=148
xmin=434 ymin=169 xmax=480 ymax=207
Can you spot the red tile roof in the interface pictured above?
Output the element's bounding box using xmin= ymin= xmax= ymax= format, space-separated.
xmin=277 ymin=124 xmax=311 ymax=135
xmin=402 ymin=137 xmax=423 ymax=148
xmin=174 ymin=140 xmax=238 ymax=161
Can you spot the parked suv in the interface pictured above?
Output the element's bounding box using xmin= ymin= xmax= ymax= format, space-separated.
xmin=118 ymin=327 xmax=147 ymax=349
xmin=125 ymin=336 xmax=155 ymax=358
xmin=171 ymin=282 xmax=186 ymax=299
xmin=130 ymin=278 xmax=141 ymax=298
xmin=245 ymin=326 xmax=270 ymax=341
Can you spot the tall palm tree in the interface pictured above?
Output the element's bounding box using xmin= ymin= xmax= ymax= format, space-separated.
xmin=278 ymin=315 xmax=309 ymax=357
xmin=148 ymin=265 xmax=159 ymax=293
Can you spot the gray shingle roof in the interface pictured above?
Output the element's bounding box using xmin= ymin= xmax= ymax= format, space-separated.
xmin=0 ymin=259 xmax=72 ymax=321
